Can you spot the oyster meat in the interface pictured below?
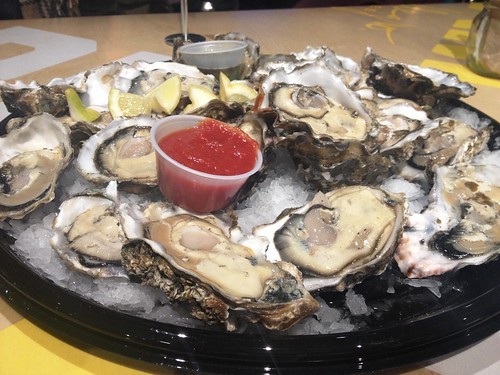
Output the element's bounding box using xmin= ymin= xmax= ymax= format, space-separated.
xmin=261 ymin=63 xmax=372 ymax=123
xmin=408 ymin=117 xmax=490 ymax=169
xmin=76 ymin=116 xmax=157 ymax=192
xmin=269 ymin=83 xmax=369 ymax=141
xmin=255 ymin=186 xmax=406 ymax=291
xmin=121 ymin=212 xmax=319 ymax=331
xmin=0 ymin=113 xmax=73 ymax=220
xmin=50 ymin=182 xmax=142 ymax=277
xmin=396 ymin=162 xmax=500 ymax=278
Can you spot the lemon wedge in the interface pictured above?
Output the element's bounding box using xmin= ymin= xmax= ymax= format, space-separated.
xmin=219 ymin=72 xmax=258 ymax=103
xmin=65 ymin=88 xmax=101 ymax=122
xmin=183 ymin=84 xmax=218 ymax=113
xmin=145 ymin=75 xmax=182 ymax=114
xmin=108 ymin=88 xmax=151 ymax=118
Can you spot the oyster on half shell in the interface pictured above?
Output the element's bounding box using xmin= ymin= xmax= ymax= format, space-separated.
xmin=269 ymin=83 xmax=369 ymax=141
xmin=261 ymin=62 xmax=372 ymax=124
xmin=50 ymin=182 xmax=142 ymax=278
xmin=408 ymin=117 xmax=490 ymax=170
xmin=76 ymin=116 xmax=157 ymax=192
xmin=254 ymin=186 xmax=406 ymax=291
xmin=0 ymin=113 xmax=73 ymax=220
xmin=396 ymin=162 xmax=500 ymax=278
xmin=121 ymin=213 xmax=319 ymax=331
xmin=259 ymin=60 xmax=396 ymax=190
xmin=379 ymin=115 xmax=490 ymax=177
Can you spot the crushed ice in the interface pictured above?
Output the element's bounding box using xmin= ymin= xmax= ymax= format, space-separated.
xmin=381 ymin=176 xmax=428 ymax=214
xmin=236 ymin=148 xmax=313 ymax=233
xmin=345 ymin=289 xmax=371 ymax=316
xmin=287 ymin=297 xmax=355 ymax=335
xmin=402 ymin=278 xmax=442 ymax=298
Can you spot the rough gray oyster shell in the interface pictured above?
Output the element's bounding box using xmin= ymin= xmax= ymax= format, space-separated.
xmin=361 ymin=48 xmax=476 ymax=107
xmin=121 ymin=213 xmax=319 ymax=331
xmin=0 ymin=81 xmax=70 ymax=117
xmin=0 ymin=113 xmax=73 ymax=220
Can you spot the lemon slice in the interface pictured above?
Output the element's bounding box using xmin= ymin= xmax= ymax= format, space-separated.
xmin=145 ymin=75 xmax=182 ymax=114
xmin=219 ymin=72 xmax=258 ymax=103
xmin=183 ymin=84 xmax=218 ymax=113
xmin=65 ymin=88 xmax=101 ymax=122
xmin=108 ymin=88 xmax=151 ymax=118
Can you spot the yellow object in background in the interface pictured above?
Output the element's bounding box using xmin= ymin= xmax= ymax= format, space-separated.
xmin=421 ymin=59 xmax=500 ymax=88
xmin=0 ymin=319 xmax=164 ymax=375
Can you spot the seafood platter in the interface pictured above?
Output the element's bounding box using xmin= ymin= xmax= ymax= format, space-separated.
xmin=0 ymin=33 xmax=499 ymax=374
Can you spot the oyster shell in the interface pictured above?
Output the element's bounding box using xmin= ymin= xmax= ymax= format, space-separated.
xmin=380 ymin=115 xmax=490 ymax=176
xmin=184 ymin=99 xmax=245 ymax=122
xmin=76 ymin=116 xmax=157 ymax=192
xmin=121 ymin=213 xmax=319 ymax=331
xmin=215 ymin=32 xmax=260 ymax=80
xmin=408 ymin=117 xmax=490 ymax=169
xmin=361 ymin=48 xmax=476 ymax=106
xmin=252 ymin=46 xmax=361 ymax=88
xmin=6 ymin=114 xmax=111 ymax=149
xmin=131 ymin=60 xmax=218 ymax=116
xmin=269 ymin=83 xmax=369 ymax=141
xmin=236 ymin=110 xmax=278 ymax=150
xmin=72 ymin=61 xmax=142 ymax=108
xmin=50 ymin=182 xmax=142 ymax=278
xmin=0 ymin=113 xmax=73 ymax=220
xmin=0 ymin=80 xmax=70 ymax=117
xmin=258 ymin=59 xmax=398 ymax=190
xmin=396 ymin=162 xmax=500 ymax=278
xmin=70 ymin=61 xmax=216 ymax=114
xmin=255 ymin=186 xmax=406 ymax=291
xmin=261 ymin=63 xmax=372 ymax=124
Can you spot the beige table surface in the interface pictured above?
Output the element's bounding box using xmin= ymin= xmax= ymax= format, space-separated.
xmin=1 ymin=3 xmax=499 ymax=375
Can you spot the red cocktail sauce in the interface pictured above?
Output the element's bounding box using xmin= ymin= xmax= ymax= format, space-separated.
xmin=158 ymin=118 xmax=259 ymax=175
xmin=155 ymin=118 xmax=260 ymax=213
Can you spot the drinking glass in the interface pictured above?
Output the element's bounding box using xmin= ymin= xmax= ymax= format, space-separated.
xmin=165 ymin=0 xmax=206 ymax=45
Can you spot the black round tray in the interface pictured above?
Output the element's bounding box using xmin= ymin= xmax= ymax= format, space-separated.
xmin=1 ymin=99 xmax=499 ymax=374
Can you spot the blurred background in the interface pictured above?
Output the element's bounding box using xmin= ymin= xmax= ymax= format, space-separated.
xmin=1 ymin=0 xmax=483 ymax=19
xmin=78 ymin=0 xmax=484 ymax=16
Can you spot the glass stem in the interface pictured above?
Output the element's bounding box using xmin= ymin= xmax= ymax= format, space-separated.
xmin=181 ymin=0 xmax=188 ymax=41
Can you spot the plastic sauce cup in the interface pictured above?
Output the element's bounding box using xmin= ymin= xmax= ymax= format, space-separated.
xmin=177 ymin=40 xmax=247 ymax=80
xmin=151 ymin=115 xmax=262 ymax=213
